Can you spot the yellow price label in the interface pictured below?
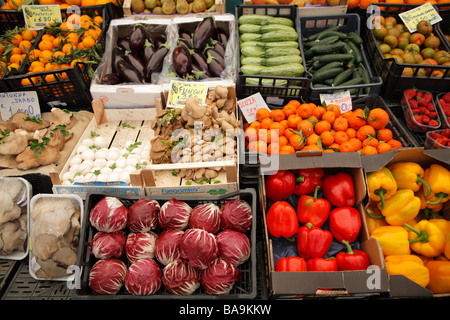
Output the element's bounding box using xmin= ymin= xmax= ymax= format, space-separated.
xmin=166 ymin=80 xmax=209 ymax=109
xmin=22 ymin=5 xmax=62 ymax=30
xmin=398 ymin=2 xmax=442 ymax=33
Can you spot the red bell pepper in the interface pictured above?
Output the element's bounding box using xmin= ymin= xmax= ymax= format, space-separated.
xmin=322 ymin=172 xmax=355 ymax=207
xmin=266 ymin=201 xmax=299 ymax=238
xmin=306 ymin=257 xmax=338 ymax=272
xmin=275 ymin=256 xmax=307 ymax=272
xmin=297 ymin=223 xmax=333 ymax=260
xmin=329 ymin=206 xmax=361 ymax=243
xmin=265 ymin=170 xmax=296 ymax=201
xmin=336 ymin=240 xmax=370 ymax=271
xmin=297 ymin=185 xmax=331 ymax=228
xmin=294 ymin=168 xmax=324 ymax=195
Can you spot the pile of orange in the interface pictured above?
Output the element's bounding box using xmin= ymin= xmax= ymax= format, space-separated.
xmin=1 ymin=0 xmax=119 ymax=10
xmin=347 ymin=0 xmax=446 ymax=10
xmin=19 ymin=13 xmax=104 ymax=85
xmin=0 ymin=26 xmax=38 ymax=79
xmin=243 ymin=100 xmax=403 ymax=155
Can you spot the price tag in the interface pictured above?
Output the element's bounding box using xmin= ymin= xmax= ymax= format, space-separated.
xmin=0 ymin=91 xmax=41 ymax=121
xmin=166 ymin=80 xmax=209 ymax=108
xmin=399 ymin=2 xmax=442 ymax=33
xmin=237 ymin=92 xmax=270 ymax=123
xmin=22 ymin=5 xmax=62 ymax=30
xmin=320 ymin=91 xmax=352 ymax=114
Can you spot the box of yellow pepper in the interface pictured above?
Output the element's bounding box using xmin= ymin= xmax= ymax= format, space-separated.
xmin=362 ymin=147 xmax=450 ymax=298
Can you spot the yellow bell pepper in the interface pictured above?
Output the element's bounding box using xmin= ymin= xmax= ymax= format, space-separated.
xmin=416 ymin=186 xmax=443 ymax=213
xmin=428 ymin=218 xmax=450 ymax=238
xmin=405 ymin=219 xmax=446 ymax=258
xmin=365 ymin=206 xmax=388 ymax=235
xmin=385 ymin=255 xmax=430 ymax=288
xmin=367 ymin=167 xmax=397 ymax=209
xmin=423 ymin=164 xmax=450 ymax=206
xmin=370 ymin=225 xmax=411 ymax=256
xmin=445 ymin=232 xmax=450 ymax=260
xmin=388 ymin=162 xmax=431 ymax=194
xmin=425 ymin=260 xmax=450 ymax=294
xmin=378 ymin=189 xmax=421 ymax=226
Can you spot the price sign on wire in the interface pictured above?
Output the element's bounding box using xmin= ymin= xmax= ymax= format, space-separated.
xmin=22 ymin=5 xmax=62 ymax=30
xmin=320 ymin=91 xmax=353 ymax=114
xmin=399 ymin=2 xmax=442 ymax=33
xmin=166 ymin=80 xmax=209 ymax=109
xmin=0 ymin=91 xmax=41 ymax=121
xmin=237 ymin=92 xmax=270 ymax=124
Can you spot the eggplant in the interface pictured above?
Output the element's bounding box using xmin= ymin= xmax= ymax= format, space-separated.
xmin=208 ymin=58 xmax=224 ymax=78
xmin=143 ymin=39 xmax=155 ymax=66
xmin=205 ymin=48 xmax=224 ymax=67
xmin=191 ymin=49 xmax=210 ymax=77
xmin=216 ymin=28 xmax=228 ymax=46
xmin=129 ymin=24 xmax=146 ymax=53
xmin=145 ymin=43 xmax=169 ymax=82
xmin=153 ymin=35 xmax=167 ymax=48
xmin=124 ymin=51 xmax=145 ymax=76
xmin=213 ymin=42 xmax=225 ymax=57
xmin=118 ymin=37 xmax=131 ymax=51
xmin=116 ymin=58 xmax=144 ymax=83
xmin=172 ymin=45 xmax=192 ymax=78
xmin=101 ymin=73 xmax=121 ymax=85
xmin=193 ymin=16 xmax=215 ymax=50
xmin=111 ymin=47 xmax=124 ymax=74
xmin=179 ymin=29 xmax=193 ymax=49
xmin=191 ymin=64 xmax=208 ymax=80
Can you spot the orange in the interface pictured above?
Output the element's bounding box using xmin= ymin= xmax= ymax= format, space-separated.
xmin=260 ymin=117 xmax=274 ymax=130
xmin=326 ymin=104 xmax=341 ymax=118
xmin=248 ymin=140 xmax=267 ymax=154
xmin=306 ymin=133 xmax=320 ymax=146
xmin=269 ymin=122 xmax=285 ymax=137
xmin=348 ymin=108 xmax=366 ymax=130
xmin=297 ymin=119 xmax=314 ymax=137
xmin=10 ymin=33 xmax=22 ymax=45
xmin=21 ymin=29 xmax=34 ymax=41
xmin=363 ymin=137 xmax=379 ymax=148
xmin=356 ymin=124 xmax=376 ymax=141
xmin=360 ymin=0 xmax=378 ymax=8
xmin=348 ymin=137 xmax=362 ymax=152
xmin=28 ymin=49 xmax=42 ymax=61
xmin=334 ymin=131 xmax=349 ymax=145
xmin=65 ymin=0 xmax=82 ymax=5
xmin=367 ymin=108 xmax=390 ymax=129
xmin=39 ymin=50 xmax=53 ymax=64
xmin=270 ymin=109 xmax=286 ymax=122
xmin=333 ymin=116 xmax=349 ymax=132
xmin=278 ymin=135 xmax=288 ymax=147
xmin=38 ymin=0 xmax=57 ymax=4
xmin=280 ymin=145 xmax=296 ymax=155
xmin=297 ymin=103 xmax=314 ymax=119
xmin=9 ymin=53 xmax=23 ymax=65
xmin=312 ymin=106 xmax=326 ymax=120
xmin=347 ymin=0 xmax=360 ymax=8
xmin=377 ymin=142 xmax=393 ymax=154
xmin=267 ymin=143 xmax=280 ymax=155
xmin=30 ymin=60 xmax=44 ymax=71
xmin=314 ymin=120 xmax=331 ymax=135
xmin=94 ymin=15 xmax=104 ymax=26
xmin=377 ymin=128 xmax=393 ymax=142
xmin=339 ymin=141 xmax=355 ymax=153
xmin=66 ymin=32 xmax=80 ymax=45
xmin=38 ymin=39 xmax=53 ymax=51
xmin=361 ymin=145 xmax=378 ymax=155
xmin=320 ymin=131 xmax=334 ymax=146
xmin=245 ymin=127 xmax=258 ymax=142
xmin=19 ymin=40 xmax=32 ymax=54
xmin=81 ymin=0 xmax=96 ymax=5
xmin=41 ymin=34 xmax=55 ymax=42
xmin=322 ymin=110 xmax=336 ymax=124
xmin=256 ymin=108 xmax=271 ymax=122
xmin=387 ymin=139 xmax=402 ymax=150
xmin=346 ymin=127 xmax=357 ymax=139
xmin=289 ymin=133 xmax=305 ymax=150
xmin=62 ymin=43 xmax=76 ymax=54
xmin=302 ymin=144 xmax=323 ymax=151
xmin=53 ymin=36 xmax=65 ymax=49
xmin=287 ymin=114 xmax=302 ymax=129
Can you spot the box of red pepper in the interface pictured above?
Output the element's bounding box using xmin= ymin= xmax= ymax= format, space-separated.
xmin=259 ymin=152 xmax=389 ymax=298
xmin=362 ymin=147 xmax=450 ymax=298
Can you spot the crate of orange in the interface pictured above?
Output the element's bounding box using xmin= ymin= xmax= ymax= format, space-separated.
xmin=3 ymin=4 xmax=114 ymax=112
xmin=363 ymin=3 xmax=450 ymax=102
xmin=242 ymin=95 xmax=418 ymax=159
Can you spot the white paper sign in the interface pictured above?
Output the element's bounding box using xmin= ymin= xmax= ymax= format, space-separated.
xmin=320 ymin=91 xmax=352 ymax=114
xmin=0 ymin=91 xmax=41 ymax=121
xmin=237 ymin=92 xmax=270 ymax=123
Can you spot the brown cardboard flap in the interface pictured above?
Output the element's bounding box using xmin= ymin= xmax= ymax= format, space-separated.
xmin=389 ymin=275 xmax=433 ymax=298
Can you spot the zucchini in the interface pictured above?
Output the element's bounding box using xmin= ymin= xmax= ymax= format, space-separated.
xmin=264 ymin=55 xmax=303 ymax=66
xmin=241 ymin=45 xmax=265 ymax=58
xmin=245 ymin=78 xmax=289 ymax=86
xmin=268 ymin=17 xmax=294 ymax=27
xmin=312 ymin=67 xmax=344 ymax=84
xmin=260 ymin=24 xmax=296 ymax=34
xmin=260 ymin=63 xmax=305 ymax=77
xmin=316 ymin=53 xmax=354 ymax=63
xmin=257 ymin=41 xmax=299 ymax=49
xmin=348 ymin=31 xmax=363 ymax=47
xmin=332 ymin=68 xmax=355 ymax=87
xmin=304 ymin=25 xmax=341 ymax=41
xmin=265 ymin=47 xmax=301 ymax=58
xmin=310 ymin=41 xmax=346 ymax=54
xmin=238 ymin=14 xmax=271 ymax=25
xmin=241 ymin=56 xmax=265 ymax=65
xmin=241 ymin=64 xmax=265 ymax=75
xmin=239 ymin=24 xmax=261 ymax=34
xmin=240 ymin=33 xmax=262 ymax=42
xmin=347 ymin=40 xmax=363 ymax=65
xmin=240 ymin=41 xmax=262 ymax=49
xmin=261 ymin=31 xmax=298 ymax=42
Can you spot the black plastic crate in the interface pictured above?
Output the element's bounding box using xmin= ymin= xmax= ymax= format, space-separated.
xmin=73 ymin=189 xmax=258 ymax=300
xmin=299 ymin=14 xmax=383 ymax=103
xmin=436 ymin=3 xmax=450 ymax=50
xmin=235 ymin=4 xmax=311 ymax=103
xmin=364 ymin=4 xmax=450 ymax=103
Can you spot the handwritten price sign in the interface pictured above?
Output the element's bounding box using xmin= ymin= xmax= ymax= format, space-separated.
xmin=237 ymin=93 xmax=270 ymax=123
xmin=0 ymin=91 xmax=41 ymax=121
xmin=320 ymin=91 xmax=353 ymax=114
xmin=23 ymin=5 xmax=62 ymax=30
xmin=399 ymin=2 xmax=442 ymax=33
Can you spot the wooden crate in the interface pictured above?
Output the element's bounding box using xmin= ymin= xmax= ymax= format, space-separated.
xmin=123 ymin=0 xmax=225 ymax=17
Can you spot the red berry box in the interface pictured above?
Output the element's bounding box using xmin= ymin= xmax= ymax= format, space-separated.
xmin=425 ymin=129 xmax=450 ymax=149
xmin=436 ymin=92 xmax=450 ymax=129
xmin=402 ymin=88 xmax=441 ymax=133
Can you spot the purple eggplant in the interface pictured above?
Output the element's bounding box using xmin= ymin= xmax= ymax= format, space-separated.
xmin=116 ymin=58 xmax=144 ymax=83
xmin=101 ymin=73 xmax=121 ymax=85
xmin=191 ymin=64 xmax=208 ymax=80
xmin=208 ymin=58 xmax=224 ymax=78
xmin=118 ymin=37 xmax=131 ymax=51
xmin=172 ymin=45 xmax=192 ymax=78
xmin=179 ymin=29 xmax=193 ymax=49
xmin=190 ymin=49 xmax=210 ymax=77
xmin=129 ymin=24 xmax=146 ymax=53
xmin=193 ymin=16 xmax=215 ymax=50
xmin=216 ymin=28 xmax=228 ymax=46
xmin=143 ymin=39 xmax=155 ymax=66
xmin=111 ymin=48 xmax=124 ymax=74
xmin=145 ymin=43 xmax=169 ymax=82
xmin=213 ymin=42 xmax=225 ymax=57
xmin=153 ymin=35 xmax=167 ymax=48
xmin=205 ymin=48 xmax=224 ymax=67
xmin=124 ymin=51 xmax=145 ymax=76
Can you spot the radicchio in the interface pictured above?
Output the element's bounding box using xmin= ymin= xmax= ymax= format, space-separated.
xmin=155 ymin=229 xmax=184 ymax=265
xmin=90 ymin=197 xmax=128 ymax=233
xmin=125 ymin=258 xmax=162 ymax=295
xmin=162 ymin=259 xmax=200 ymax=295
xmin=127 ymin=198 xmax=160 ymax=233
xmin=220 ymin=199 xmax=252 ymax=233
xmin=158 ymin=198 xmax=192 ymax=230
xmin=217 ymin=229 xmax=250 ymax=266
xmin=201 ymin=258 xmax=241 ymax=295
xmin=89 ymin=231 xmax=127 ymax=259
xmin=125 ymin=231 xmax=158 ymax=263
xmin=89 ymin=258 xmax=127 ymax=295
xmin=179 ymin=228 xmax=218 ymax=269
xmin=189 ymin=203 xmax=221 ymax=234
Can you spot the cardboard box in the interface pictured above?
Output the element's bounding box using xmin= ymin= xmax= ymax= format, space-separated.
xmin=123 ymin=0 xmax=225 ymax=17
xmin=260 ymin=152 xmax=389 ymax=298
xmin=361 ymin=147 xmax=450 ymax=298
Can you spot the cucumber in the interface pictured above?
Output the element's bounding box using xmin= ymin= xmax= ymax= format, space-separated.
xmin=359 ymin=63 xmax=371 ymax=94
xmin=238 ymin=14 xmax=271 ymax=25
xmin=241 ymin=64 xmax=265 ymax=75
xmin=264 ymin=55 xmax=303 ymax=66
xmin=239 ymin=24 xmax=261 ymax=34
xmin=257 ymin=41 xmax=299 ymax=49
xmin=348 ymin=31 xmax=363 ymax=47
xmin=315 ymin=61 xmax=344 ymax=74
xmin=265 ymin=47 xmax=301 ymax=58
xmin=347 ymin=40 xmax=363 ymax=65
xmin=323 ymin=78 xmax=335 ymax=85
xmin=241 ymin=45 xmax=265 ymax=58
xmin=316 ymin=53 xmax=354 ymax=63
xmin=304 ymin=25 xmax=341 ymax=41
xmin=260 ymin=63 xmax=305 ymax=77
xmin=241 ymin=56 xmax=265 ymax=65
xmin=268 ymin=17 xmax=294 ymax=27
xmin=261 ymin=31 xmax=298 ymax=42
xmin=303 ymin=35 xmax=339 ymax=48
xmin=310 ymin=41 xmax=346 ymax=54
xmin=339 ymin=77 xmax=363 ymax=87
xmin=332 ymin=68 xmax=355 ymax=87
xmin=260 ymin=24 xmax=296 ymax=34
xmin=340 ymin=41 xmax=355 ymax=68
xmin=240 ymin=33 xmax=262 ymax=42
xmin=317 ymin=30 xmax=349 ymax=41
xmin=312 ymin=67 xmax=344 ymax=83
